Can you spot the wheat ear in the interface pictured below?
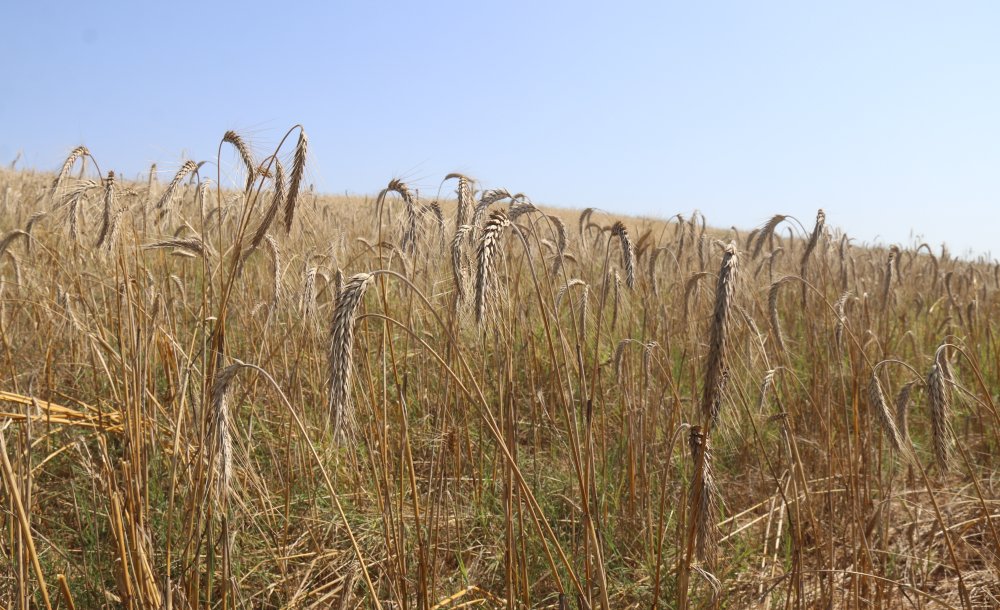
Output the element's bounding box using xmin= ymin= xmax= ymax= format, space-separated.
xmin=689 ymin=426 xmax=719 ymax=568
xmin=222 ymin=130 xmax=256 ymax=192
xmin=51 ymin=146 xmax=90 ymax=196
xmin=701 ymin=243 xmax=738 ymax=423
xmin=474 ymin=210 xmax=511 ymax=324
xmin=154 ymin=160 xmax=198 ymax=219
xmin=327 ymin=272 xmax=375 ymax=442
xmin=209 ymin=364 xmax=239 ymax=504
xmin=283 ymin=128 xmax=308 ymax=232
xmin=611 ymin=221 xmax=636 ymax=289
xmin=927 ymin=347 xmax=955 ymax=472
xmin=868 ymin=368 xmax=905 ymax=453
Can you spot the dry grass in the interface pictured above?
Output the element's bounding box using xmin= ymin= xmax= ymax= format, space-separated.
xmin=0 ymin=132 xmax=998 ymax=609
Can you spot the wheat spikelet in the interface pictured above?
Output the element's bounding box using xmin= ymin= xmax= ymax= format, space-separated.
xmin=927 ymin=347 xmax=955 ymax=472
xmin=0 ymin=231 xmax=30 ymax=262
xmin=333 ymin=268 xmax=344 ymax=303
xmin=209 ymin=364 xmax=240 ymax=503
xmin=144 ymin=238 xmax=211 ymax=258
xmin=246 ymin=159 xmax=285 ymax=254
xmin=102 ymin=207 xmax=126 ymax=254
xmin=68 ymin=192 xmax=83 ymax=243
xmin=701 ymin=243 xmax=738 ymax=423
xmin=475 ymin=210 xmax=511 ymax=324
xmin=834 ymin=291 xmax=851 ymax=347
xmin=327 ymin=272 xmax=375 ymax=442
xmin=800 ymin=208 xmax=825 ymax=269
xmin=611 ymin=338 xmax=631 ymax=383
xmin=95 ymin=171 xmax=117 ymax=249
xmin=222 ymin=130 xmax=256 ymax=193
xmin=471 ymin=189 xmax=512 ymax=229
xmin=264 ymin=234 xmax=282 ymax=313
xmin=283 ymin=128 xmax=308 ymax=232
xmin=168 ymin=274 xmax=186 ymax=304
xmin=154 ymin=160 xmax=197 ymax=219
xmin=301 ymin=266 xmax=318 ymax=319
xmin=420 ymin=200 xmax=447 ymax=250
xmin=868 ymin=370 xmax=905 ymax=453
xmin=610 ymin=221 xmax=636 ymax=289
xmin=51 ymin=146 xmax=90 ymax=195
xmin=881 ymin=245 xmax=900 ymax=306
xmin=611 ymin=269 xmax=622 ymax=329
xmin=681 ymin=271 xmax=710 ymax=326
xmin=577 ymin=207 xmax=595 ymax=240
xmin=689 ymin=426 xmax=719 ymax=568
xmin=895 ymin=381 xmax=915 ymax=446
xmin=451 ymin=224 xmax=474 ymax=303
xmin=548 ymin=215 xmax=567 ymax=258
xmin=752 ymin=214 xmax=787 ymax=259
xmin=555 ymin=278 xmax=586 ymax=309
xmin=24 ymin=211 xmax=47 ymax=239
xmin=378 ymin=179 xmax=419 ymax=252
xmin=647 ymin=246 xmax=674 ymax=297
xmin=768 ymin=276 xmax=799 ymax=354
xmin=757 ymin=369 xmax=776 ymax=413
xmin=634 ymin=227 xmax=653 ymax=260
xmin=197 ymin=179 xmax=213 ymax=221
xmin=422 ymin=200 xmax=445 ymax=231
xmin=446 ymin=173 xmax=475 ymax=227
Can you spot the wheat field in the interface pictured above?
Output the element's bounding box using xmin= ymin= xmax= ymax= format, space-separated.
xmin=0 ymin=129 xmax=997 ymax=609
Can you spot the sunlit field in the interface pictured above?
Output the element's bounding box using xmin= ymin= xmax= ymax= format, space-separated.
xmin=1 ymin=129 xmax=997 ymax=609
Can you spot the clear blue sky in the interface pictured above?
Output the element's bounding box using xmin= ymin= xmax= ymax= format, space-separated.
xmin=2 ymin=1 xmax=998 ymax=257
